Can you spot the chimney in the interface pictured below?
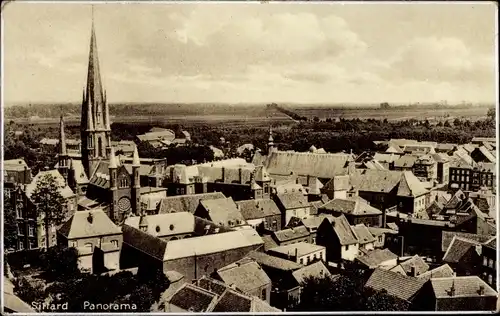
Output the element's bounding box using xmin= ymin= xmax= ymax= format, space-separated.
xmin=87 ymin=212 xmax=93 ymax=224
xmin=222 ymin=167 xmax=226 ymax=183
xmin=448 ymin=281 xmax=456 ymax=297
xmin=410 ymin=265 xmax=417 ymax=277
xmin=478 ymin=285 xmax=485 ymax=296
xmin=239 ymin=168 xmax=243 ymax=184
xmin=295 ymin=247 xmax=298 ymax=262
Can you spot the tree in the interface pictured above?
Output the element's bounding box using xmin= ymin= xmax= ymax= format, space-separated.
xmin=30 ymin=173 xmax=66 ymax=249
xmin=380 ymin=102 xmax=390 ymax=109
xmin=293 ymin=272 xmax=410 ymax=312
xmin=3 ymin=189 xmax=18 ymax=250
xmin=487 ymin=107 xmax=495 ymax=121
xmin=40 ymin=246 xmax=80 ymax=280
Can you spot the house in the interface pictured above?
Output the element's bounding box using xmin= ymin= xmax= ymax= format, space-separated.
xmin=318 ymin=196 xmax=383 ymax=227
xmin=121 ymin=225 xmax=264 ymax=280
xmin=316 ymin=214 xmax=360 ymax=262
xmin=390 ymin=255 xmax=430 ymax=277
xmin=273 ymin=192 xmax=312 ymax=226
xmin=12 ymin=169 xmax=78 ymax=251
xmin=57 ymin=209 xmax=122 ymax=273
xmin=431 ymin=153 xmax=450 ymax=184
xmin=194 ymin=197 xmax=247 ymax=228
xmin=448 ymin=161 xmax=495 ymax=192
xmin=480 ymin=237 xmax=496 ymax=287
xmin=235 ymin=198 xmax=282 ymax=232
xmin=268 ymin=242 xmax=326 ymax=266
xmin=367 ymin=226 xmax=398 ymax=249
xmin=215 ymin=258 xmax=272 ymax=303
xmin=162 ymin=159 xmax=272 ymax=201
xmin=352 ymin=224 xmax=376 ymax=251
xmin=157 ymin=192 xmax=226 ymax=214
xmin=393 ymin=155 xmax=418 ymax=172
xmin=442 ymin=236 xmax=483 ymax=276
xmin=413 ymin=155 xmax=438 ymax=183
xmin=441 ymin=231 xmax=493 ymax=255
xmin=344 ymin=169 xmax=430 ymax=221
xmin=3 ymin=158 xmax=32 ymax=190
xmin=272 ymin=226 xmax=311 ymax=246
xmin=417 ymin=264 xmax=455 ymax=282
xmin=356 ymin=248 xmax=398 ymax=270
xmin=413 ymin=276 xmax=498 ymax=311
xmin=297 ymin=214 xmax=335 ymax=244
xmin=365 ymin=268 xmax=426 ymax=303
xmin=245 ymin=251 xmax=303 ymax=310
xmin=321 ymin=175 xmax=351 ymax=199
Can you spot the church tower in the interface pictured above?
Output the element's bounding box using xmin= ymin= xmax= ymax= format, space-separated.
xmin=58 ymin=115 xmax=69 ymax=182
xmin=81 ymin=14 xmax=111 ymax=177
xmin=268 ymin=126 xmax=275 ymax=153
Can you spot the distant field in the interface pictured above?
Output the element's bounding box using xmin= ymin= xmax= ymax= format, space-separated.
xmin=287 ymin=106 xmax=490 ymax=122
xmin=8 ymin=103 xmax=491 ymax=127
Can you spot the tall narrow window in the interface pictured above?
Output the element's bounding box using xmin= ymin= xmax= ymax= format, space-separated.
xmin=98 ymin=138 xmax=103 ymax=156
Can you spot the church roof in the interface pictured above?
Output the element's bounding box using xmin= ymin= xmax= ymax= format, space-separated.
xmin=58 ymin=208 xmax=121 ymax=240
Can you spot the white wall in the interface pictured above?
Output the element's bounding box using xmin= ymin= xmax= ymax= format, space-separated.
xmin=341 ymin=243 xmax=359 ymax=261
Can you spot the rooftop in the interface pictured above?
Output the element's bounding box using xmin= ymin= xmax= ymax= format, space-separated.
xmin=246 ymin=251 xmax=302 ymax=271
xmin=58 ymin=209 xmax=121 ymax=240
xmin=319 ymin=196 xmax=382 ymax=216
xmin=365 ymin=268 xmax=425 ymax=301
xmin=268 ymin=242 xmax=325 ymax=258
xmin=431 ymin=276 xmax=497 ymax=298
xmin=291 ymin=260 xmax=332 ymax=285
xmin=273 ymin=226 xmax=310 ymax=242
xmin=216 ymin=259 xmax=271 ymax=293
xmin=356 ymin=248 xmax=398 ymax=268
xmin=158 ymin=192 xmax=226 ymax=214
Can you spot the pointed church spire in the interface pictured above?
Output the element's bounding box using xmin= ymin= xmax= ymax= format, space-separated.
xmin=59 ymin=114 xmax=67 ymax=156
xmin=86 ymin=9 xmax=105 ymax=124
xmin=132 ymin=146 xmax=140 ymax=167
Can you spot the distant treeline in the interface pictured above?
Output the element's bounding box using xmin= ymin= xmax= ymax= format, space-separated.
xmin=267 ymin=103 xmax=308 ymax=121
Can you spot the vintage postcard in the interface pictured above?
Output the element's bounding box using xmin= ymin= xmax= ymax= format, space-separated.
xmin=1 ymin=1 xmax=498 ymax=314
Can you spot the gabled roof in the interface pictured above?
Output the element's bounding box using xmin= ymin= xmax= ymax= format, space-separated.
xmin=301 ymin=214 xmax=336 ymax=231
xmin=262 ymin=234 xmax=279 ymax=251
xmin=352 ymin=224 xmax=376 ymax=244
xmin=442 ymin=236 xmax=481 ymax=263
xmin=217 ymin=259 xmax=271 ymax=293
xmin=236 ymin=199 xmax=281 ymax=220
xmin=264 ymin=150 xmax=353 ymax=179
xmin=365 ymin=268 xmax=425 ymax=301
xmin=319 ymin=196 xmax=382 ymax=216
xmin=367 ymin=226 xmax=398 ymax=237
xmin=399 ymin=255 xmax=429 ymax=276
xmin=167 ymin=283 xmax=217 ymax=312
xmin=430 ymin=276 xmax=497 ymax=299
xmin=273 ymin=226 xmax=310 ymax=242
xmin=246 ymin=250 xmax=302 ymax=271
xmin=441 ymin=231 xmax=493 ymax=252
xmin=158 ymin=192 xmax=226 ymax=214
xmin=25 ymin=169 xmax=75 ymax=199
xmin=197 ymin=276 xmax=228 ymax=296
xmin=394 ymin=155 xmax=418 ymax=168
xmin=356 ymin=248 xmax=398 ymax=268
xmin=329 ymin=214 xmax=359 ymax=245
xmin=386 ymin=144 xmax=404 ymax=154
xmin=124 ymin=212 xmax=195 ymax=238
xmin=4 ymin=158 xmax=29 ymax=171
xmin=349 ymin=169 xmax=428 ymax=197
xmin=292 ymin=260 xmax=332 ymax=285
xmin=199 ymin=197 xmax=246 ymax=227
xmin=275 ymin=192 xmax=310 ymax=210
xmin=58 ymin=209 xmax=121 ymax=239
xmin=417 ymin=264 xmax=454 ymax=282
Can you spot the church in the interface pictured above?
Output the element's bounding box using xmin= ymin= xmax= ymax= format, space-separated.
xmin=57 ymin=19 xmax=143 ymax=224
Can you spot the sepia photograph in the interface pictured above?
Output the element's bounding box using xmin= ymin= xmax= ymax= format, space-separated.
xmin=1 ymin=0 xmax=498 ymax=313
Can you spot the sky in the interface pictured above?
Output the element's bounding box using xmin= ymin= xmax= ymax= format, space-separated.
xmin=2 ymin=1 xmax=497 ymax=105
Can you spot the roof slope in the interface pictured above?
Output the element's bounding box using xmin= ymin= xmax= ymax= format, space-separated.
xmin=246 ymin=251 xmax=302 ymax=271
xmin=319 ymin=196 xmax=382 ymax=216
xmin=264 ymin=150 xmax=353 ymax=178
xmin=292 ymin=261 xmax=332 ymax=285
xmin=168 ymin=283 xmax=217 ymax=312
xmin=217 ymin=259 xmax=271 ymax=293
xmin=58 ymin=209 xmax=121 ymax=239
xmin=352 ymin=224 xmax=376 ymax=244
xmin=124 ymin=212 xmax=195 ymax=238
xmin=275 ymin=192 xmax=310 ymax=210
xmin=199 ymin=197 xmax=246 ymax=226
xmin=442 ymin=236 xmax=481 ymax=263
xmin=417 ymin=264 xmax=454 ymax=282
xmin=441 ymin=231 xmax=492 ymax=252
xmin=356 ymin=249 xmax=398 ymax=268
xmin=431 ymin=276 xmax=497 ymax=298
xmin=236 ymin=199 xmax=281 ymax=220
xmin=273 ymin=226 xmax=310 ymax=242
xmin=399 ymin=255 xmax=430 ymax=276
xmin=365 ymin=268 xmax=425 ymax=301
xmin=331 ymin=214 xmax=359 ymax=245
xmin=158 ymin=192 xmax=226 ymax=214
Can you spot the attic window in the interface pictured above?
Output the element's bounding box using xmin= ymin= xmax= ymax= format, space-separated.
xmin=169 ymin=224 xmax=174 ymax=230
xmin=155 ymin=225 xmax=161 ymax=233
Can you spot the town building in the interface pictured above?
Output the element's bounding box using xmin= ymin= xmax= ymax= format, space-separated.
xmin=480 ymin=237 xmax=496 ymax=287
xmin=416 ymin=264 xmax=455 ymax=282
xmin=273 ymin=192 xmax=312 ymax=226
xmin=365 ymin=268 xmax=426 ymax=303
xmin=157 ymin=192 xmax=226 ymax=214
xmin=124 ymin=212 xmax=197 ymax=241
xmin=215 ymin=257 xmax=272 ymax=303
xmin=355 ymin=248 xmax=398 ymax=270
xmin=57 ymin=209 xmax=122 ymax=273
xmin=318 ymin=196 xmax=383 ymax=227
xmin=235 ymin=198 xmax=282 ymax=232
xmin=413 ymin=276 xmax=498 ymax=311
xmin=268 ymin=242 xmax=326 ymax=266
xmin=448 ymin=161 xmax=495 ymax=192
xmin=271 ymin=226 xmax=311 ymax=246
xmin=352 ymin=224 xmax=376 ymax=251
xmin=316 ymin=214 xmax=360 ymax=262
xmin=3 ymin=159 xmax=32 ymax=190
xmin=194 ymin=197 xmax=247 ymax=228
